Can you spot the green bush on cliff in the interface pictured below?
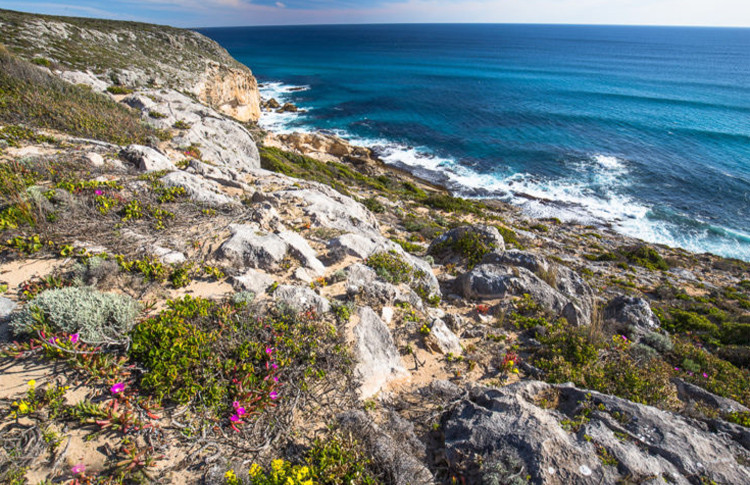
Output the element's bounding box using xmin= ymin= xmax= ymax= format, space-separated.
xmin=0 ymin=48 xmax=155 ymax=145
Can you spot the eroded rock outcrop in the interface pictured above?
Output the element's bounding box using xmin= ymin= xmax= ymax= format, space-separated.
xmin=442 ymin=381 xmax=750 ymax=485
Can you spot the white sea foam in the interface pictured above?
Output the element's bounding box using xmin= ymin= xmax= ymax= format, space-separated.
xmin=256 ymin=87 xmax=750 ymax=261
xmin=257 ymin=81 xmax=311 ymax=134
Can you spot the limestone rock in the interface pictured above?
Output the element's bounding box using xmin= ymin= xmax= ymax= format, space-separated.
xmin=328 ymin=233 xmax=398 ymax=261
xmin=442 ymin=381 xmax=750 ymax=485
xmin=219 ymin=225 xmax=324 ymax=276
xmin=353 ymin=307 xmax=408 ymax=398
xmin=84 ymin=152 xmax=105 ymax=167
xmin=274 ymin=285 xmax=330 ymax=314
xmin=59 ymin=70 xmax=107 ymax=91
xmin=231 ymin=269 xmax=275 ymax=294
xmin=132 ymin=90 xmax=260 ymax=172
xmin=120 ymin=145 xmax=175 ymax=172
xmin=160 ymin=171 xmax=237 ymax=207
xmin=481 ymin=249 xmax=550 ymax=274
xmin=673 ymin=378 xmax=750 ymax=414
xmin=346 ymin=263 xmax=423 ymax=310
xmin=0 ymin=297 xmax=18 ymax=342
xmin=604 ymin=295 xmax=660 ymax=332
xmin=426 ymin=318 xmax=462 ymax=355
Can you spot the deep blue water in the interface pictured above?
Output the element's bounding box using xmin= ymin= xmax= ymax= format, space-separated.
xmin=198 ymin=24 xmax=750 ymax=261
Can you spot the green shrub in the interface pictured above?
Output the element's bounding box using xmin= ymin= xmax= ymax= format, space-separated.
xmin=129 ymin=296 xmax=340 ymax=411
xmin=365 ymin=250 xmax=417 ymax=285
xmin=106 ymin=85 xmax=133 ymax=95
xmin=666 ymin=309 xmax=719 ymax=335
xmin=640 ymin=331 xmax=673 ymax=353
xmin=31 ymin=57 xmax=51 ymax=67
xmin=11 ymin=287 xmax=141 ymax=344
xmin=332 ymin=301 xmax=355 ymax=323
xmin=720 ymin=323 xmax=750 ymax=346
xmin=429 ymin=229 xmax=496 ymax=269
xmin=362 ymin=197 xmax=385 ymax=213
xmin=306 ymin=430 xmax=379 ymax=484
xmin=621 ymin=245 xmax=669 ymax=271
xmin=424 ymin=194 xmax=482 ymax=214
xmin=391 ymin=238 xmax=422 ymax=254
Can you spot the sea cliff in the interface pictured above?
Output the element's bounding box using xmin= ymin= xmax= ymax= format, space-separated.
xmin=0 ymin=9 xmax=749 ymax=485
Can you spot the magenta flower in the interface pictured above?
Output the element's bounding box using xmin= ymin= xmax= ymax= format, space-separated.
xmin=271 ymin=363 xmax=278 ymax=370
xmin=48 ymin=337 xmax=57 ymax=344
xmin=273 ymin=376 xmax=279 ymax=383
xmin=110 ymin=382 xmax=125 ymax=395
xmin=71 ymin=463 xmax=85 ymax=475
xmin=702 ymin=373 xmax=708 ymax=378
xmin=236 ymin=407 xmax=246 ymax=416
xmin=70 ymin=333 xmax=80 ymax=344
xmin=269 ymin=391 xmax=278 ymax=400
xmin=674 ymin=367 xmax=679 ymax=371
xmin=95 ymin=189 xmax=103 ymax=196
xmin=232 ymin=401 xmax=240 ymax=409
xmin=265 ymin=346 xmax=274 ymax=355
xmin=229 ymin=414 xmax=240 ymax=422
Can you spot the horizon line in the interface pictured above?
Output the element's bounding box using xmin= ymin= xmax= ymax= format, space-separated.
xmin=2 ymin=8 xmax=749 ymax=30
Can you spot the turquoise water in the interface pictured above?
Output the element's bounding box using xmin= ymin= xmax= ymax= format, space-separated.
xmin=199 ymin=24 xmax=750 ymax=261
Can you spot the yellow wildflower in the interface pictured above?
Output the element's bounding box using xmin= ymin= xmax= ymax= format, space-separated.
xmin=271 ymin=459 xmax=284 ymax=472
xmin=248 ymin=463 xmax=262 ymax=477
xmin=17 ymin=402 xmax=29 ymax=413
xmin=27 ymin=379 xmax=36 ymax=388
xmin=224 ymin=470 xmax=236 ymax=480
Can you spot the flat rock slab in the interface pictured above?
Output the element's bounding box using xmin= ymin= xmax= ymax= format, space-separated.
xmin=353 ymin=307 xmax=408 ymax=398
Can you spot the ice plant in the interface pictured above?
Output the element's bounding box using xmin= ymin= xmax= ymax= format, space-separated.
xmin=110 ymin=382 xmax=125 ymax=395
xmin=71 ymin=463 xmax=85 ymax=475
xmin=95 ymin=189 xmax=103 ymax=196
xmin=269 ymin=391 xmax=278 ymax=400
xmin=69 ymin=333 xmax=80 ymax=344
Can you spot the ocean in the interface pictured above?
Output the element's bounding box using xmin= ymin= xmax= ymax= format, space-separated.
xmin=198 ymin=24 xmax=750 ymax=262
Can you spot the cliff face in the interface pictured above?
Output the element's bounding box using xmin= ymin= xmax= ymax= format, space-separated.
xmin=0 ymin=8 xmax=261 ymax=122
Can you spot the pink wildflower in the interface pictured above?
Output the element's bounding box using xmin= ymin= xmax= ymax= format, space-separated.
xmin=71 ymin=463 xmax=85 ymax=475
xmin=48 ymin=337 xmax=57 ymax=344
xmin=236 ymin=407 xmax=246 ymax=416
xmin=95 ymin=189 xmax=103 ymax=196
xmin=271 ymin=363 xmax=278 ymax=370
xmin=70 ymin=333 xmax=80 ymax=344
xmin=110 ymin=382 xmax=125 ymax=395
xmin=273 ymin=376 xmax=279 ymax=383
xmin=229 ymin=414 xmax=240 ymax=422
xmin=265 ymin=346 xmax=274 ymax=355
xmin=269 ymin=391 xmax=278 ymax=400
xmin=702 ymin=373 xmax=708 ymax=378
xmin=232 ymin=401 xmax=241 ymax=409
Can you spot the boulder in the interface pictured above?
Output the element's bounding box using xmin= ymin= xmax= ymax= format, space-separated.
xmin=425 ymin=318 xmax=462 ymax=355
xmin=84 ymin=152 xmax=105 ymax=167
xmin=328 ymin=233 xmax=398 ymax=261
xmin=160 ymin=171 xmax=237 ymax=207
xmin=554 ymin=266 xmax=595 ymax=327
xmin=481 ymin=249 xmax=551 ymax=274
xmin=267 ymin=186 xmax=380 ymax=238
xmin=219 ymin=224 xmax=325 ymax=276
xmin=442 ymin=381 xmax=750 ymax=485
xmin=274 ymin=285 xmax=330 ymax=315
xmin=277 ymin=102 xmax=298 ymax=113
xmin=353 ymin=307 xmax=408 ymax=398
xmin=604 ymin=296 xmax=660 ymax=332
xmin=673 ymin=378 xmax=750 ymax=414
xmin=60 ymin=70 xmax=107 ymax=91
xmin=231 ymin=269 xmax=275 ymax=294
xmin=120 ymin=145 xmax=176 ymax=172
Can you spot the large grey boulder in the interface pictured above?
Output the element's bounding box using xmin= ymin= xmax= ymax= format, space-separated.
xmin=160 ymin=171 xmax=237 ymax=207
xmin=459 ymin=264 xmax=587 ymax=325
xmin=428 ymin=224 xmax=505 ymax=262
xmin=328 ymin=233 xmax=399 ymax=262
xmin=443 ymin=381 xmax=750 ymax=485
xmin=425 ymin=318 xmax=462 ymax=355
xmin=353 ymin=307 xmax=408 ymax=398
xmin=481 ymin=249 xmax=551 ymax=274
xmin=266 ymin=186 xmax=380 ymax=238
xmin=604 ymin=296 xmax=660 ymax=332
xmin=219 ymin=225 xmax=325 ymax=276
xmin=120 ymin=145 xmax=176 ymax=172
xmin=274 ymin=285 xmax=330 ymax=314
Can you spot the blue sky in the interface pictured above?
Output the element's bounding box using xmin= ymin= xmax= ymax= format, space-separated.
xmin=1 ymin=0 xmax=749 ymax=27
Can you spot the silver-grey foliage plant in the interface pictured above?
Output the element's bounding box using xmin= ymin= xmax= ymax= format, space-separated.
xmin=11 ymin=287 xmax=141 ymax=344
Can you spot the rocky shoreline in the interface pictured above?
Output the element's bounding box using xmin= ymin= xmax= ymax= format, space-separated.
xmin=1 ymin=8 xmax=749 ymax=485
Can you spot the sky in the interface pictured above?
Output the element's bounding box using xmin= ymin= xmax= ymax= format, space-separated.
xmin=1 ymin=0 xmax=749 ymax=28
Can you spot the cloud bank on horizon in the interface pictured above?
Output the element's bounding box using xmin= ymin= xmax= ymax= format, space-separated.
xmin=2 ymin=0 xmax=749 ymax=27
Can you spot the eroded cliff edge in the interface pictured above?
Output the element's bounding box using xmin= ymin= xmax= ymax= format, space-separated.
xmin=0 ymin=8 xmax=261 ymax=122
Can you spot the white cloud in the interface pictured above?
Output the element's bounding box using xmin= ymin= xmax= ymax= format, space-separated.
xmin=276 ymin=2 xmax=286 ymax=7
